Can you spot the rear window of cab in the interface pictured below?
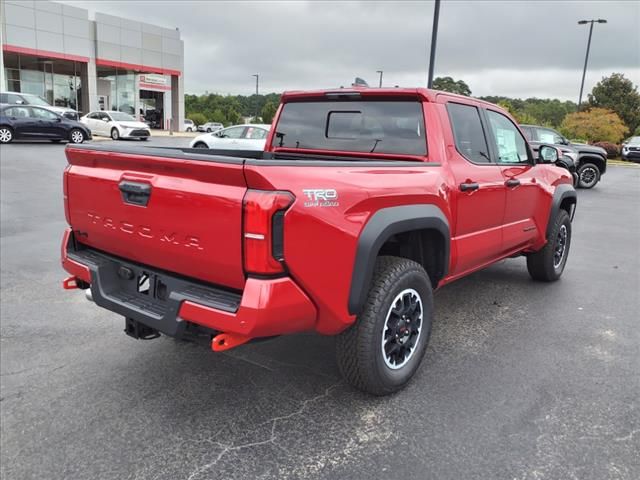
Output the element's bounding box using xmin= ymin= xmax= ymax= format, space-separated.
xmin=272 ymin=100 xmax=427 ymax=156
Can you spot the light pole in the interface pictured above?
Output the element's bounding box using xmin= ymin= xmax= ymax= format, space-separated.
xmin=252 ymin=73 xmax=259 ymax=121
xmin=577 ymin=18 xmax=607 ymax=108
xmin=376 ymin=70 xmax=383 ymax=88
xmin=427 ymin=0 xmax=441 ymax=88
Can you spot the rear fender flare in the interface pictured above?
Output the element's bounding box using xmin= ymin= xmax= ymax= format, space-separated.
xmin=348 ymin=205 xmax=450 ymax=316
xmin=547 ymin=184 xmax=577 ymax=238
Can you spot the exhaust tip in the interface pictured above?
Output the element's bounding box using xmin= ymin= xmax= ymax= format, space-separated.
xmin=85 ymin=289 xmax=93 ymax=302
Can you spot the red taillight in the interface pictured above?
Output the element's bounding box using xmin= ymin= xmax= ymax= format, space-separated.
xmin=63 ymin=164 xmax=71 ymax=225
xmin=243 ymin=190 xmax=294 ymax=275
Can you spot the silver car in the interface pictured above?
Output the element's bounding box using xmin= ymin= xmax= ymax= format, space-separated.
xmin=197 ymin=122 xmax=223 ymax=133
xmin=0 ymin=91 xmax=79 ymax=120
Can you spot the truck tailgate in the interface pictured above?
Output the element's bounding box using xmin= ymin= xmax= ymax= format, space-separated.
xmin=65 ymin=145 xmax=247 ymax=290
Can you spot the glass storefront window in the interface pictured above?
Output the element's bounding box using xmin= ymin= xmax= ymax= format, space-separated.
xmin=117 ymin=71 xmax=135 ymax=114
xmin=20 ymin=70 xmax=45 ymax=97
xmin=97 ymin=68 xmax=136 ymax=114
xmin=53 ymin=74 xmax=80 ymax=109
xmin=3 ymin=54 xmax=81 ymax=111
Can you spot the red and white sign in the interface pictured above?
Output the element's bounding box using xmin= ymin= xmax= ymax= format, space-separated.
xmin=138 ymin=74 xmax=171 ymax=91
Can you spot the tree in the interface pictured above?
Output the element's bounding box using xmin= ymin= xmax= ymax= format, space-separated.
xmin=560 ymin=108 xmax=628 ymax=143
xmin=260 ymin=101 xmax=278 ymax=124
xmin=497 ymin=100 xmax=539 ymax=125
xmin=432 ymin=76 xmax=472 ymax=96
xmin=588 ymin=73 xmax=640 ymax=135
xmin=188 ymin=112 xmax=207 ymax=126
xmin=481 ymin=96 xmax=577 ymax=128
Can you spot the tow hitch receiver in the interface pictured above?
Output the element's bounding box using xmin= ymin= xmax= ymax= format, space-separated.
xmin=211 ymin=332 xmax=251 ymax=352
xmin=124 ymin=317 xmax=160 ymax=340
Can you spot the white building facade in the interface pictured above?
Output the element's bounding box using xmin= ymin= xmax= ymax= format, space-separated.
xmin=1 ymin=0 xmax=185 ymax=130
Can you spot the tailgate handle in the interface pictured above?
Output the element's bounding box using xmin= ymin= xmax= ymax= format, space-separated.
xmin=119 ymin=181 xmax=151 ymax=206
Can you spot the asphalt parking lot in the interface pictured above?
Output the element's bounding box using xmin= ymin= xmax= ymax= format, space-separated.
xmin=1 ymin=138 xmax=639 ymax=480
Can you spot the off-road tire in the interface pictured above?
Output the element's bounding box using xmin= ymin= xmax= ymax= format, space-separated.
xmin=577 ymin=162 xmax=600 ymax=189
xmin=336 ymin=256 xmax=433 ymax=396
xmin=527 ymin=209 xmax=571 ymax=282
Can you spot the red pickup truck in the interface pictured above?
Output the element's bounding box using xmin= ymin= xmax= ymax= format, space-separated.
xmin=61 ymin=88 xmax=576 ymax=395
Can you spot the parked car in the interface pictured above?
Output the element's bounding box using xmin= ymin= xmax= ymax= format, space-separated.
xmin=189 ymin=124 xmax=270 ymax=150
xmin=197 ymin=122 xmax=223 ymax=133
xmin=0 ymin=104 xmax=91 ymax=144
xmin=184 ymin=119 xmax=195 ymax=132
xmin=0 ymin=91 xmax=79 ymax=120
xmin=81 ymin=111 xmax=151 ymax=140
xmin=520 ymin=124 xmax=607 ymax=189
xmin=621 ymin=136 xmax=640 ymax=162
xmin=61 ymin=87 xmax=576 ymax=396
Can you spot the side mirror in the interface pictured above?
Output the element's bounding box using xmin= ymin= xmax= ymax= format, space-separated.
xmin=55 ymin=117 xmax=62 ymax=122
xmin=538 ymin=145 xmax=560 ymax=163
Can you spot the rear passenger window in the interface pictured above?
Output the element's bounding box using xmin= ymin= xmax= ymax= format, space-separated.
xmin=521 ymin=126 xmax=533 ymax=141
xmin=4 ymin=107 xmax=30 ymax=118
xmin=447 ymin=103 xmax=491 ymax=163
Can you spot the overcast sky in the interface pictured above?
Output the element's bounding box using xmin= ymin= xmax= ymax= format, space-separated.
xmin=61 ymin=0 xmax=640 ymax=101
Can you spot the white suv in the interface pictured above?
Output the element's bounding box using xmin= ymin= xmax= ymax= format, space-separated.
xmin=0 ymin=92 xmax=79 ymax=120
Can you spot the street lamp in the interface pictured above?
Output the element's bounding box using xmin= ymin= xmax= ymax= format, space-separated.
xmin=577 ymin=18 xmax=607 ymax=107
xmin=376 ymin=70 xmax=383 ymax=88
xmin=427 ymin=0 xmax=441 ymax=88
xmin=252 ymin=74 xmax=259 ymax=121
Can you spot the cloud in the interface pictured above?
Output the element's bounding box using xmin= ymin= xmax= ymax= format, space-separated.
xmin=60 ymin=0 xmax=640 ymax=99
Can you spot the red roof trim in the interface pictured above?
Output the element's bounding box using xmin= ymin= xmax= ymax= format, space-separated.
xmin=96 ymin=58 xmax=181 ymax=77
xmin=2 ymin=44 xmax=89 ymax=63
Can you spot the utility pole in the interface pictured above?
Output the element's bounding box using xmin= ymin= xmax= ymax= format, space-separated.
xmin=376 ymin=70 xmax=383 ymax=88
xmin=577 ymin=19 xmax=607 ymax=107
xmin=252 ymin=73 xmax=259 ymax=121
xmin=427 ymin=0 xmax=441 ymax=88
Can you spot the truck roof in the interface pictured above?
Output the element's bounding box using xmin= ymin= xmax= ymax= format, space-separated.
xmin=280 ymin=87 xmax=498 ymax=108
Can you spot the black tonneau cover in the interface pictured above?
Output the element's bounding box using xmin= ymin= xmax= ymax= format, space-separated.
xmin=65 ymin=143 xmax=425 ymax=166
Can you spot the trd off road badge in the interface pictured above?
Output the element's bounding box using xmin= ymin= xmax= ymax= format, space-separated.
xmin=302 ymin=189 xmax=339 ymax=207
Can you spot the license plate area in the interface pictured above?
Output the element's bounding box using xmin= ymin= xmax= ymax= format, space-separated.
xmin=113 ymin=265 xmax=169 ymax=304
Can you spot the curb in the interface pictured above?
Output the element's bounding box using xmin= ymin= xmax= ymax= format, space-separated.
xmin=608 ymin=160 xmax=640 ymax=168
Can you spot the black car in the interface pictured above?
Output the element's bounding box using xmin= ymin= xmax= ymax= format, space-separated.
xmin=0 ymin=104 xmax=91 ymax=144
xmin=520 ymin=124 xmax=607 ymax=189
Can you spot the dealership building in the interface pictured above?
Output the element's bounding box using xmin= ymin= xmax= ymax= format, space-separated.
xmin=1 ymin=0 xmax=184 ymax=130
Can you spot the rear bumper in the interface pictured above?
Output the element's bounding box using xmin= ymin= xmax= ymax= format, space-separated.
xmin=61 ymin=228 xmax=316 ymax=339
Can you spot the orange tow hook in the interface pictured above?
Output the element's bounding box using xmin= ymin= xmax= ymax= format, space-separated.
xmin=62 ymin=276 xmax=79 ymax=290
xmin=211 ymin=333 xmax=252 ymax=352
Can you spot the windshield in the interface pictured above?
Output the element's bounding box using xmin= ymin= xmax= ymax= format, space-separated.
xmin=627 ymin=136 xmax=640 ymax=145
xmin=109 ymin=112 xmax=136 ymax=122
xmin=26 ymin=95 xmax=51 ymax=106
xmin=272 ymin=99 xmax=427 ymax=156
